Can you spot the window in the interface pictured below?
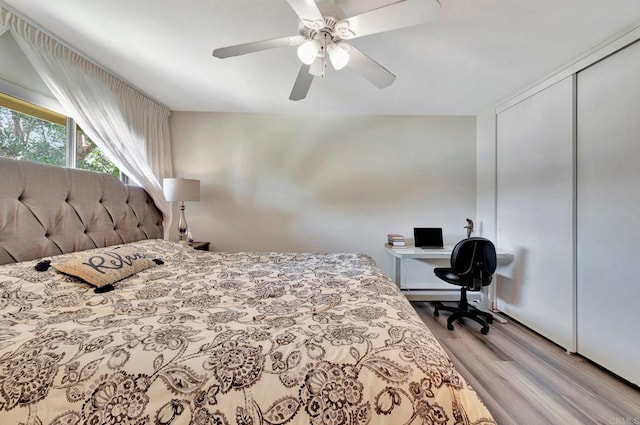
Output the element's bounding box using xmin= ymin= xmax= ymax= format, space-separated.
xmin=0 ymin=93 xmax=66 ymax=167
xmin=76 ymin=127 xmax=119 ymax=177
xmin=0 ymin=91 xmax=119 ymax=177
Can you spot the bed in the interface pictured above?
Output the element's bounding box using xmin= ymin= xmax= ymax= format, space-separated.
xmin=0 ymin=157 xmax=495 ymax=425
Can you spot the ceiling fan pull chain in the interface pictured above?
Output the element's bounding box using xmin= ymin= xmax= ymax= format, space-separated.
xmin=321 ymin=32 xmax=328 ymax=77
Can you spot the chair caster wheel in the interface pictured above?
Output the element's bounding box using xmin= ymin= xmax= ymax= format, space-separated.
xmin=481 ymin=327 xmax=489 ymax=335
xmin=447 ymin=323 xmax=454 ymax=331
xmin=434 ymin=310 xmax=440 ymax=317
xmin=487 ymin=316 xmax=494 ymax=324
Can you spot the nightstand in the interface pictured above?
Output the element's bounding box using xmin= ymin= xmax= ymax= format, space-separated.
xmin=188 ymin=241 xmax=210 ymax=251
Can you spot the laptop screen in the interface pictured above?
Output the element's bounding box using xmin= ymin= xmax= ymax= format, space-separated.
xmin=413 ymin=227 xmax=444 ymax=248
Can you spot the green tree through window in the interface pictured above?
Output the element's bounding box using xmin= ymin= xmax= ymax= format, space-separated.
xmin=0 ymin=94 xmax=119 ymax=177
xmin=76 ymin=128 xmax=119 ymax=177
xmin=0 ymin=107 xmax=66 ymax=166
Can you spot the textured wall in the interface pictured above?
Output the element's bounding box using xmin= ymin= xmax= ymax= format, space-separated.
xmin=169 ymin=112 xmax=476 ymax=284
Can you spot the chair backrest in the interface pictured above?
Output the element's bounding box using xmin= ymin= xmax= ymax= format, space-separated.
xmin=450 ymin=237 xmax=497 ymax=291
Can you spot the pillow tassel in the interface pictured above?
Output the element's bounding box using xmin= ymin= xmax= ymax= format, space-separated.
xmin=94 ymin=284 xmax=115 ymax=293
xmin=34 ymin=260 xmax=51 ymax=271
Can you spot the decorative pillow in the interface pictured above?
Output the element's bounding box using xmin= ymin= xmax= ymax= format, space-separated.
xmin=53 ymin=247 xmax=156 ymax=288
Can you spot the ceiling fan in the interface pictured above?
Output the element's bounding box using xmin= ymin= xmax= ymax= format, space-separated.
xmin=212 ymin=0 xmax=441 ymax=101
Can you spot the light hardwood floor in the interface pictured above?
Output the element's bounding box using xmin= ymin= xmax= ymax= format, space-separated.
xmin=411 ymin=302 xmax=640 ymax=425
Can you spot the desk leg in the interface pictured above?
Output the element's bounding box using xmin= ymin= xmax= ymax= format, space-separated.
xmin=472 ymin=285 xmax=507 ymax=324
xmin=394 ymin=257 xmax=402 ymax=289
xmin=478 ymin=286 xmax=490 ymax=310
xmin=491 ymin=278 xmax=498 ymax=311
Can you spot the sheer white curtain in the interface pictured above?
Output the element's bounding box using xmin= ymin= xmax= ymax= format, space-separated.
xmin=0 ymin=7 xmax=172 ymax=235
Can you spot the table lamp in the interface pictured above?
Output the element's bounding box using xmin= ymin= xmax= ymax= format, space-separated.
xmin=163 ymin=177 xmax=200 ymax=241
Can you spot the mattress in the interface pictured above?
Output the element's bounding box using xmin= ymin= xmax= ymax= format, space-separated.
xmin=0 ymin=239 xmax=494 ymax=424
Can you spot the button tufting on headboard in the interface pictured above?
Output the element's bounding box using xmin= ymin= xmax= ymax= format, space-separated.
xmin=0 ymin=157 xmax=164 ymax=265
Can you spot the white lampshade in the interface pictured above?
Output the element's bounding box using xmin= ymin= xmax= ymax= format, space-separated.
xmin=297 ymin=39 xmax=322 ymax=65
xmin=327 ymin=43 xmax=350 ymax=70
xmin=163 ymin=178 xmax=200 ymax=202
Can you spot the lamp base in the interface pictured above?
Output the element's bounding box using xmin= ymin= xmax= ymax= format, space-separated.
xmin=177 ymin=202 xmax=188 ymax=241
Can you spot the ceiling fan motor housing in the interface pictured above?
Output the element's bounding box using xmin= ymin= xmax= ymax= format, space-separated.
xmin=298 ymin=1 xmax=349 ymax=43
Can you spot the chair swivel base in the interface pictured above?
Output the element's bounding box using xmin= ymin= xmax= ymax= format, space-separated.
xmin=433 ymin=302 xmax=494 ymax=335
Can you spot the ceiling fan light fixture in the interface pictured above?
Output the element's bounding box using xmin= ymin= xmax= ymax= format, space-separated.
xmin=297 ymin=39 xmax=322 ymax=65
xmin=213 ymin=0 xmax=441 ymax=100
xmin=309 ymin=57 xmax=325 ymax=77
xmin=327 ymin=43 xmax=350 ymax=70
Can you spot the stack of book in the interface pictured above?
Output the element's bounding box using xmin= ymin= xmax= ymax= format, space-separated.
xmin=386 ymin=233 xmax=408 ymax=249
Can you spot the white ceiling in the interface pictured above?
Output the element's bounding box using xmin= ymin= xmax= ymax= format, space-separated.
xmin=3 ymin=0 xmax=640 ymax=115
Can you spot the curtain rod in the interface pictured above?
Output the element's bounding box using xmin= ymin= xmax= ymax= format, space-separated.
xmin=0 ymin=0 xmax=168 ymax=109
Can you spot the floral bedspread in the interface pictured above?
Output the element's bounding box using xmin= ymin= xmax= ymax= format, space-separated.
xmin=0 ymin=239 xmax=495 ymax=425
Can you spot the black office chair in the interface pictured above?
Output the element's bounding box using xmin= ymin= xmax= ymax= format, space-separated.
xmin=433 ymin=237 xmax=497 ymax=335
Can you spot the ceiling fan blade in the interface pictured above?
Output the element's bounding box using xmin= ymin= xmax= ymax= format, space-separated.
xmin=213 ymin=35 xmax=304 ymax=58
xmin=335 ymin=0 xmax=440 ymax=40
xmin=342 ymin=44 xmax=396 ymax=89
xmin=285 ymin=0 xmax=325 ymax=25
xmin=289 ymin=64 xmax=314 ymax=101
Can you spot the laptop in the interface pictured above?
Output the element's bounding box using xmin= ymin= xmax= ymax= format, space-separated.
xmin=413 ymin=227 xmax=444 ymax=249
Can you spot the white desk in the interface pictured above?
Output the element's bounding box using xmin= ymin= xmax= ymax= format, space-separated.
xmin=385 ymin=245 xmax=514 ymax=311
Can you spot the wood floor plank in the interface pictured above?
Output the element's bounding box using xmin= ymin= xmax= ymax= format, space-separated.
xmin=411 ymin=302 xmax=640 ymax=425
xmin=494 ymin=361 xmax=598 ymax=425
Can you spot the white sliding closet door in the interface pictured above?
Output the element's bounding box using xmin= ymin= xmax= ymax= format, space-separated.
xmin=577 ymin=41 xmax=640 ymax=385
xmin=496 ymin=77 xmax=575 ymax=350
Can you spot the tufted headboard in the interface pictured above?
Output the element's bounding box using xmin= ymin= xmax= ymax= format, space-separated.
xmin=0 ymin=157 xmax=164 ymax=265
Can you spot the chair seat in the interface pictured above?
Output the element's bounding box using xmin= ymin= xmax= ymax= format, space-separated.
xmin=433 ymin=267 xmax=465 ymax=287
xmin=435 ymin=267 xmax=492 ymax=290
